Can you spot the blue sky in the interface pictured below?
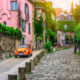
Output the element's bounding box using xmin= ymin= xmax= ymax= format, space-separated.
xmin=46 ymin=0 xmax=79 ymax=11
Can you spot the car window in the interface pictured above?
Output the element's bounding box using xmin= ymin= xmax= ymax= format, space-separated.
xmin=19 ymin=45 xmax=27 ymax=48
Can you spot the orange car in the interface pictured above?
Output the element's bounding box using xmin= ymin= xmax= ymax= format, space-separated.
xmin=14 ymin=45 xmax=32 ymax=57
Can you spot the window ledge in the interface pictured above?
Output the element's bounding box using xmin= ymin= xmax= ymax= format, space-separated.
xmin=11 ymin=10 xmax=18 ymax=11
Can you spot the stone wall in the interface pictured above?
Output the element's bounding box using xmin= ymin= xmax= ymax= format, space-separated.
xmin=0 ymin=34 xmax=21 ymax=59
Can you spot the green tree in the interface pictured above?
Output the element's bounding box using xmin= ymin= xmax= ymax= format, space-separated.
xmin=72 ymin=5 xmax=80 ymax=24
xmin=72 ymin=5 xmax=80 ymax=53
xmin=73 ymin=23 xmax=80 ymax=52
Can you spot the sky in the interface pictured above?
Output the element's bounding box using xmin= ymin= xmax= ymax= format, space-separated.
xmin=46 ymin=0 xmax=80 ymax=12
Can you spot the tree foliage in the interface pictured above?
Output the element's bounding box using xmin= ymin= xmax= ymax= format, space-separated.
xmin=72 ymin=5 xmax=80 ymax=24
xmin=74 ymin=23 xmax=80 ymax=44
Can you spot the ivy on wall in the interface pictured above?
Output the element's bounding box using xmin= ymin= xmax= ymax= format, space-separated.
xmin=57 ymin=20 xmax=75 ymax=32
xmin=0 ymin=23 xmax=22 ymax=40
xmin=34 ymin=2 xmax=57 ymax=42
xmin=34 ymin=16 xmax=44 ymax=39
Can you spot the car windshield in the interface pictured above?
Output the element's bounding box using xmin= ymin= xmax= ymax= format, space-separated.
xmin=19 ymin=45 xmax=27 ymax=48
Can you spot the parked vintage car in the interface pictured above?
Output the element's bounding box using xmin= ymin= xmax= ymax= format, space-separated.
xmin=14 ymin=45 xmax=32 ymax=57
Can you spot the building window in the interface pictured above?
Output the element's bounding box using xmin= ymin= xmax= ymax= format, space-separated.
xmin=25 ymin=3 xmax=29 ymax=19
xmin=3 ymin=22 xmax=6 ymax=25
xmin=24 ymin=3 xmax=29 ymax=14
xmin=25 ymin=22 xmax=26 ymax=32
xmin=22 ymin=36 xmax=26 ymax=44
xmin=28 ymin=23 xmax=31 ymax=34
xmin=60 ymin=15 xmax=64 ymax=20
xmin=21 ymin=20 xmax=24 ymax=31
xmin=11 ymin=1 xmax=18 ymax=10
xmin=21 ymin=20 xmax=26 ymax=32
xmin=68 ymin=15 xmax=72 ymax=21
xmin=25 ymin=3 xmax=26 ymax=14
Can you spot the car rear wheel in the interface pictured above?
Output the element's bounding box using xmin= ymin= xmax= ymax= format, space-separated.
xmin=27 ymin=54 xmax=30 ymax=57
xmin=31 ymin=54 xmax=32 ymax=56
xmin=15 ymin=55 xmax=17 ymax=58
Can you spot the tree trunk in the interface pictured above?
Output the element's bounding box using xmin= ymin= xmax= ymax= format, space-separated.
xmin=78 ymin=45 xmax=80 ymax=52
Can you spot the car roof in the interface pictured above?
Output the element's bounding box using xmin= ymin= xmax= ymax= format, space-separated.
xmin=19 ymin=45 xmax=28 ymax=48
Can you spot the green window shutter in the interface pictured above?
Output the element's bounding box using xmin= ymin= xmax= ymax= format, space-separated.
xmin=28 ymin=23 xmax=30 ymax=34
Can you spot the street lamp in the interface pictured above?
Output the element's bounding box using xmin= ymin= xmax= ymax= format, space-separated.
xmin=74 ymin=32 xmax=77 ymax=53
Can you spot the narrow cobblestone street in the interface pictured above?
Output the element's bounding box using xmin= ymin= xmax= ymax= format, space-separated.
xmin=26 ymin=48 xmax=80 ymax=80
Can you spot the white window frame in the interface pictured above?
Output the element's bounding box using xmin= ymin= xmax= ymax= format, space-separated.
xmin=11 ymin=1 xmax=18 ymax=10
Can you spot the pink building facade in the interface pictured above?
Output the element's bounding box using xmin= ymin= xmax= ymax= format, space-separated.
xmin=57 ymin=31 xmax=73 ymax=46
xmin=57 ymin=31 xmax=65 ymax=46
xmin=0 ymin=0 xmax=33 ymax=46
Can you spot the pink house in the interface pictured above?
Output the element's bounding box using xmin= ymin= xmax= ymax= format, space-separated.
xmin=57 ymin=11 xmax=74 ymax=46
xmin=0 ymin=0 xmax=33 ymax=46
xmin=57 ymin=31 xmax=65 ymax=46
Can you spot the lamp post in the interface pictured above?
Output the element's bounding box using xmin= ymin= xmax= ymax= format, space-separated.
xmin=74 ymin=32 xmax=77 ymax=53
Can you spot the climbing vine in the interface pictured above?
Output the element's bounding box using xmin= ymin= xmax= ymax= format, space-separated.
xmin=0 ymin=23 xmax=22 ymax=40
xmin=34 ymin=16 xmax=44 ymax=39
xmin=35 ymin=1 xmax=57 ymax=42
xmin=57 ymin=20 xmax=75 ymax=32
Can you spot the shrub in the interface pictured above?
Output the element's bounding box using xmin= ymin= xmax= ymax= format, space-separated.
xmin=65 ymin=35 xmax=69 ymax=39
xmin=44 ymin=41 xmax=53 ymax=52
xmin=77 ymin=52 xmax=80 ymax=55
xmin=0 ymin=23 xmax=22 ymax=40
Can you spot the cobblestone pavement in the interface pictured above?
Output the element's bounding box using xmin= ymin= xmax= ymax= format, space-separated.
xmin=26 ymin=48 xmax=80 ymax=80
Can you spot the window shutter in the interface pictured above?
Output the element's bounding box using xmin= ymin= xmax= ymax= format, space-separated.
xmin=22 ymin=20 xmax=23 ymax=31
xmin=25 ymin=22 xmax=26 ymax=32
xmin=28 ymin=23 xmax=30 ymax=34
xmin=25 ymin=4 xmax=26 ymax=14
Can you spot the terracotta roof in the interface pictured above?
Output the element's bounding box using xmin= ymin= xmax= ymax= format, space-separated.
xmin=35 ymin=0 xmax=45 ymax=2
xmin=55 ymin=8 xmax=63 ymax=17
xmin=28 ymin=0 xmax=33 ymax=4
